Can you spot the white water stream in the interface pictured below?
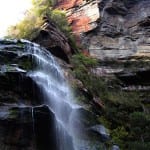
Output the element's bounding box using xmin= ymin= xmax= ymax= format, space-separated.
xmin=22 ymin=40 xmax=80 ymax=150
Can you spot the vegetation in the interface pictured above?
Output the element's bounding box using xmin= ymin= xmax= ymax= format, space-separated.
xmin=6 ymin=0 xmax=72 ymax=41
xmin=71 ymin=53 xmax=98 ymax=95
xmin=71 ymin=54 xmax=150 ymax=150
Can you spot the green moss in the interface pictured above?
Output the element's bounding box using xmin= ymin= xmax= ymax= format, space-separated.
xmin=97 ymin=116 xmax=111 ymax=128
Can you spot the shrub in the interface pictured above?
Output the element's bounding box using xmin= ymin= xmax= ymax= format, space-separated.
xmin=6 ymin=0 xmax=72 ymax=41
xmin=111 ymin=126 xmax=128 ymax=148
xmin=71 ymin=53 xmax=100 ymax=95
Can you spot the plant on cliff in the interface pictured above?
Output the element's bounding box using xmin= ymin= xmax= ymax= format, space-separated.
xmin=7 ymin=14 xmax=43 ymax=40
xmin=111 ymin=126 xmax=129 ymax=148
xmin=6 ymin=0 xmax=72 ymax=41
xmin=71 ymin=54 xmax=150 ymax=149
xmin=71 ymin=53 xmax=98 ymax=92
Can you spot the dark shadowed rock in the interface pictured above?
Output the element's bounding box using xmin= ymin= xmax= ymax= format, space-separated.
xmin=105 ymin=1 xmax=128 ymax=16
xmin=116 ymin=69 xmax=150 ymax=85
xmin=0 ymin=104 xmax=61 ymax=150
xmin=34 ymin=105 xmax=75 ymax=150
xmin=32 ymin=16 xmax=72 ymax=62
xmin=33 ymin=105 xmax=58 ymax=150
xmin=0 ymin=105 xmax=35 ymax=150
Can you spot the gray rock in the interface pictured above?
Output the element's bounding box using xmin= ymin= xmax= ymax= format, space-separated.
xmin=90 ymin=124 xmax=110 ymax=142
xmin=112 ymin=145 xmax=120 ymax=150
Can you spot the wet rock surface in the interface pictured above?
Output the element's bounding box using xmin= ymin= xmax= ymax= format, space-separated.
xmin=0 ymin=104 xmax=58 ymax=150
xmin=0 ymin=40 xmax=62 ymax=150
xmin=111 ymin=145 xmax=120 ymax=150
xmin=33 ymin=105 xmax=58 ymax=150
xmin=0 ymin=105 xmax=34 ymax=150
xmin=0 ymin=39 xmax=91 ymax=150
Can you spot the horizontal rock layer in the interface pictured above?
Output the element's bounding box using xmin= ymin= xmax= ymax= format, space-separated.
xmin=83 ymin=0 xmax=150 ymax=59
xmin=56 ymin=0 xmax=150 ymax=59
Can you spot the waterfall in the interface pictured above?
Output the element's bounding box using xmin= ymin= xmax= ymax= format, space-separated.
xmin=21 ymin=39 xmax=80 ymax=150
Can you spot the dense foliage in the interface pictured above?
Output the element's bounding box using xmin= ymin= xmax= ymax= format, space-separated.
xmin=6 ymin=0 xmax=71 ymax=40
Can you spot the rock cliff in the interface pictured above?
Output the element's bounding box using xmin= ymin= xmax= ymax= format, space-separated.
xmin=0 ymin=39 xmax=108 ymax=150
xmin=56 ymin=0 xmax=150 ymax=108
xmin=0 ymin=0 xmax=149 ymax=149
xmin=56 ymin=0 xmax=150 ymax=59
xmin=55 ymin=1 xmax=150 ymax=149
xmin=0 ymin=40 xmax=62 ymax=150
xmin=56 ymin=0 xmax=100 ymax=34
xmin=32 ymin=16 xmax=72 ymax=63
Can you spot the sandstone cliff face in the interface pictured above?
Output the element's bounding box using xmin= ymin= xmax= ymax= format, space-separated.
xmin=85 ymin=0 xmax=150 ymax=59
xmin=55 ymin=2 xmax=150 ymax=149
xmin=56 ymin=0 xmax=150 ymax=59
xmin=56 ymin=0 xmax=150 ymax=94
xmin=56 ymin=0 xmax=100 ymax=34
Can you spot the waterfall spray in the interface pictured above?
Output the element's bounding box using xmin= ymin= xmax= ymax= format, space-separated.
xmin=21 ymin=39 xmax=80 ymax=150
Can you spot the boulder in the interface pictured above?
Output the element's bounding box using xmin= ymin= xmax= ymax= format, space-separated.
xmin=89 ymin=124 xmax=110 ymax=142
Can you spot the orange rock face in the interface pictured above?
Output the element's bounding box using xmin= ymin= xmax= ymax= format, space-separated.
xmin=56 ymin=0 xmax=83 ymax=10
xmin=68 ymin=15 xmax=91 ymax=33
xmin=56 ymin=0 xmax=100 ymax=34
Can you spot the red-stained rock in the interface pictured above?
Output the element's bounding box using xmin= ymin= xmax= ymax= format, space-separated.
xmin=56 ymin=0 xmax=83 ymax=10
xmin=56 ymin=0 xmax=100 ymax=34
xmin=69 ymin=16 xmax=91 ymax=33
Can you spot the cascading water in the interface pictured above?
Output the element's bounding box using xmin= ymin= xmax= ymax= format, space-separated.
xmin=21 ymin=39 xmax=80 ymax=150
